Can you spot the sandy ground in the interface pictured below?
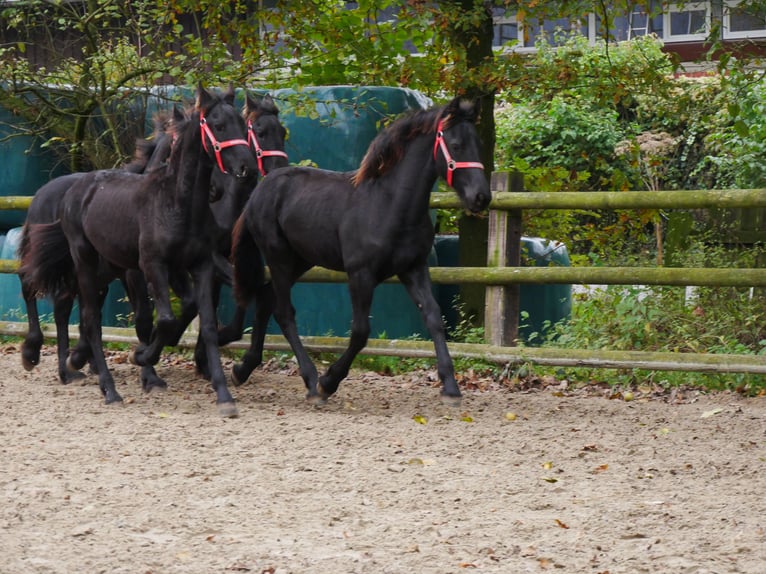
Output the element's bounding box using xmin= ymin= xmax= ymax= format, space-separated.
xmin=1 ymin=342 xmax=765 ymax=574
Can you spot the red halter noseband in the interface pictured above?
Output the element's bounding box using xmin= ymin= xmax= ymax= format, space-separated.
xmin=247 ymin=119 xmax=288 ymax=177
xmin=199 ymin=110 xmax=250 ymax=175
xmin=433 ymin=119 xmax=484 ymax=187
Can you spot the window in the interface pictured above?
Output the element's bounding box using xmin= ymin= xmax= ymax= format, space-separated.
xmin=492 ymin=10 xmax=589 ymax=51
xmin=724 ymin=0 xmax=766 ymax=39
xmin=664 ymin=2 xmax=710 ymax=42
xmin=492 ymin=14 xmax=521 ymax=48
xmin=595 ymin=9 xmax=663 ymax=42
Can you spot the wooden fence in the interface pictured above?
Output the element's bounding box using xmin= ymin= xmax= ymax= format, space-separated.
xmin=2 ymin=173 xmax=766 ymax=375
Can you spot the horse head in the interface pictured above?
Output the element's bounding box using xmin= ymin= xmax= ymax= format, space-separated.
xmin=196 ymin=84 xmax=257 ymax=188
xmin=243 ymin=92 xmax=289 ymax=177
xmin=434 ymin=97 xmax=491 ymax=214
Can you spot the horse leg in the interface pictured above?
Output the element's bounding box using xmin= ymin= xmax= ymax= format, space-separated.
xmin=132 ymin=266 xmax=175 ymax=367
xmin=398 ymin=264 xmax=461 ymax=405
xmin=168 ymin=272 xmax=199 ymax=347
xmin=123 ymin=271 xmax=167 ymax=392
xmin=53 ymin=293 xmax=90 ymax=383
xmin=194 ymin=277 xmax=224 ymax=380
xmin=316 ymin=273 xmax=375 ymax=400
xmin=191 ymin=264 xmax=237 ymax=417
xmin=68 ymin=286 xmax=110 ymax=376
xmin=231 ymin=282 xmax=275 ymax=386
xmin=20 ymin=281 xmax=44 ymax=372
xmin=72 ymin=262 xmax=122 ymax=404
xmin=267 ymin=275 xmax=321 ymax=402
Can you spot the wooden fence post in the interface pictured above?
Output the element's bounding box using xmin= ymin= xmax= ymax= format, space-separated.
xmin=484 ymin=171 xmax=523 ymax=346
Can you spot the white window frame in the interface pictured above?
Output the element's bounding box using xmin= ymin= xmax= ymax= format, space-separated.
xmin=723 ymin=0 xmax=766 ymax=39
xmin=663 ymin=2 xmax=711 ymax=42
xmin=492 ymin=14 xmax=531 ymax=53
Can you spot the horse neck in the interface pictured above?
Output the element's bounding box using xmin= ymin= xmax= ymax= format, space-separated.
xmin=174 ymin=127 xmax=214 ymax=230
xmin=373 ymin=133 xmax=438 ymax=222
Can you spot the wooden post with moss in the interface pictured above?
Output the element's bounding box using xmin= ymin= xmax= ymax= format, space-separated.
xmin=484 ymin=171 xmax=523 ymax=346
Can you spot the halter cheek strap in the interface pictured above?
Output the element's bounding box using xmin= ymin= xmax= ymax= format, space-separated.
xmin=433 ymin=119 xmax=485 ymax=187
xmin=247 ymin=120 xmax=289 ymax=177
xmin=199 ymin=110 xmax=250 ymax=175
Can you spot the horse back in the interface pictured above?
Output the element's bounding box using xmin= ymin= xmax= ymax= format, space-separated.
xmin=62 ymin=170 xmax=145 ymax=270
xmin=248 ymin=167 xmax=356 ymax=270
xmin=25 ymin=173 xmax=86 ymax=225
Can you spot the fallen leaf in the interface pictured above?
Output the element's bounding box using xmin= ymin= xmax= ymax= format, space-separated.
xmin=504 ymin=412 xmax=517 ymax=421
xmin=413 ymin=415 xmax=428 ymax=425
xmin=541 ymin=476 xmax=558 ymax=483
xmin=554 ymin=518 xmax=569 ymax=529
xmin=593 ymin=464 xmax=609 ymax=473
xmin=460 ymin=415 xmax=474 ymax=423
xmin=701 ymin=408 xmax=724 ymax=418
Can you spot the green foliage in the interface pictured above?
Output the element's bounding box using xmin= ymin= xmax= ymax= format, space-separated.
xmin=705 ymin=70 xmax=766 ymax=189
xmin=496 ymin=98 xmax=633 ymax=191
xmin=538 ymin=237 xmax=766 ymax=393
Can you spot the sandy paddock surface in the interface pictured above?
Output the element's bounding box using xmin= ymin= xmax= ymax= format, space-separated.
xmin=1 ymin=342 xmax=765 ymax=574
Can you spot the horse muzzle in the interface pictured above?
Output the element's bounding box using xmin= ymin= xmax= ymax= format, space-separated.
xmin=467 ymin=189 xmax=491 ymax=214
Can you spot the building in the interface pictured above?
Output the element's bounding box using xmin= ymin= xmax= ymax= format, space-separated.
xmin=491 ymin=1 xmax=766 ymax=64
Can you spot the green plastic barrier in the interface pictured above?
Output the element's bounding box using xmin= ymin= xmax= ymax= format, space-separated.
xmin=0 ymin=227 xmax=133 ymax=327
xmin=0 ymin=105 xmax=65 ymax=230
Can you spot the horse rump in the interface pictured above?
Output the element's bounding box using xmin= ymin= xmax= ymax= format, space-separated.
xmin=18 ymin=221 xmax=76 ymax=298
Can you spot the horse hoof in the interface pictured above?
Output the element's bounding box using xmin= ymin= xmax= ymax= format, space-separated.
xmin=217 ymin=401 xmax=239 ymax=418
xmin=61 ymin=370 xmax=87 ymax=385
xmin=142 ymin=381 xmax=168 ymax=393
xmin=21 ymin=356 xmax=37 ymax=372
xmin=306 ymin=392 xmax=328 ymax=406
xmin=440 ymin=393 xmax=463 ymax=408
xmin=231 ymin=365 xmax=246 ymax=387
xmin=104 ymin=393 xmax=124 ymax=405
xmin=65 ymin=355 xmax=81 ymax=374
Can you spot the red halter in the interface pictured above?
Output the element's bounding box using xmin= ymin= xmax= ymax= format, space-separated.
xmin=248 ymin=119 xmax=289 ymax=177
xmin=199 ymin=110 xmax=250 ymax=175
xmin=433 ymin=119 xmax=484 ymax=187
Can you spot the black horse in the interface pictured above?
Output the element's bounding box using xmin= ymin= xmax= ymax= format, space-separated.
xmin=20 ymin=85 xmax=258 ymax=417
xmin=231 ymin=96 xmax=490 ymax=405
xmin=19 ymin=92 xmax=287 ymax=391
xmin=192 ymin=93 xmax=288 ymax=377
xmin=18 ymin=115 xmax=173 ymax=385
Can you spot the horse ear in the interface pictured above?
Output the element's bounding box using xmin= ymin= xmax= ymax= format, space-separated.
xmin=223 ymin=84 xmax=236 ymax=105
xmin=444 ymin=96 xmax=479 ymax=123
xmin=196 ymin=83 xmax=214 ymax=111
xmin=244 ymin=92 xmax=260 ymax=117
xmin=173 ymin=105 xmax=185 ymax=123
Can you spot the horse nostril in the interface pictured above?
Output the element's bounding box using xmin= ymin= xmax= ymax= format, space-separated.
xmin=237 ymin=165 xmax=249 ymax=179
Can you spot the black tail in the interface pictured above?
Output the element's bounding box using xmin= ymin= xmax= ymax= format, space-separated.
xmin=18 ymin=221 xmax=76 ymax=298
xmin=231 ymin=211 xmax=266 ymax=307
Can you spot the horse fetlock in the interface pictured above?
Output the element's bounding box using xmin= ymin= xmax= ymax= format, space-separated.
xmin=65 ymin=354 xmax=86 ymax=373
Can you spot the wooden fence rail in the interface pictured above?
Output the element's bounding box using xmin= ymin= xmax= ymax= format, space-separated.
xmin=1 ymin=175 xmax=765 ymax=376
